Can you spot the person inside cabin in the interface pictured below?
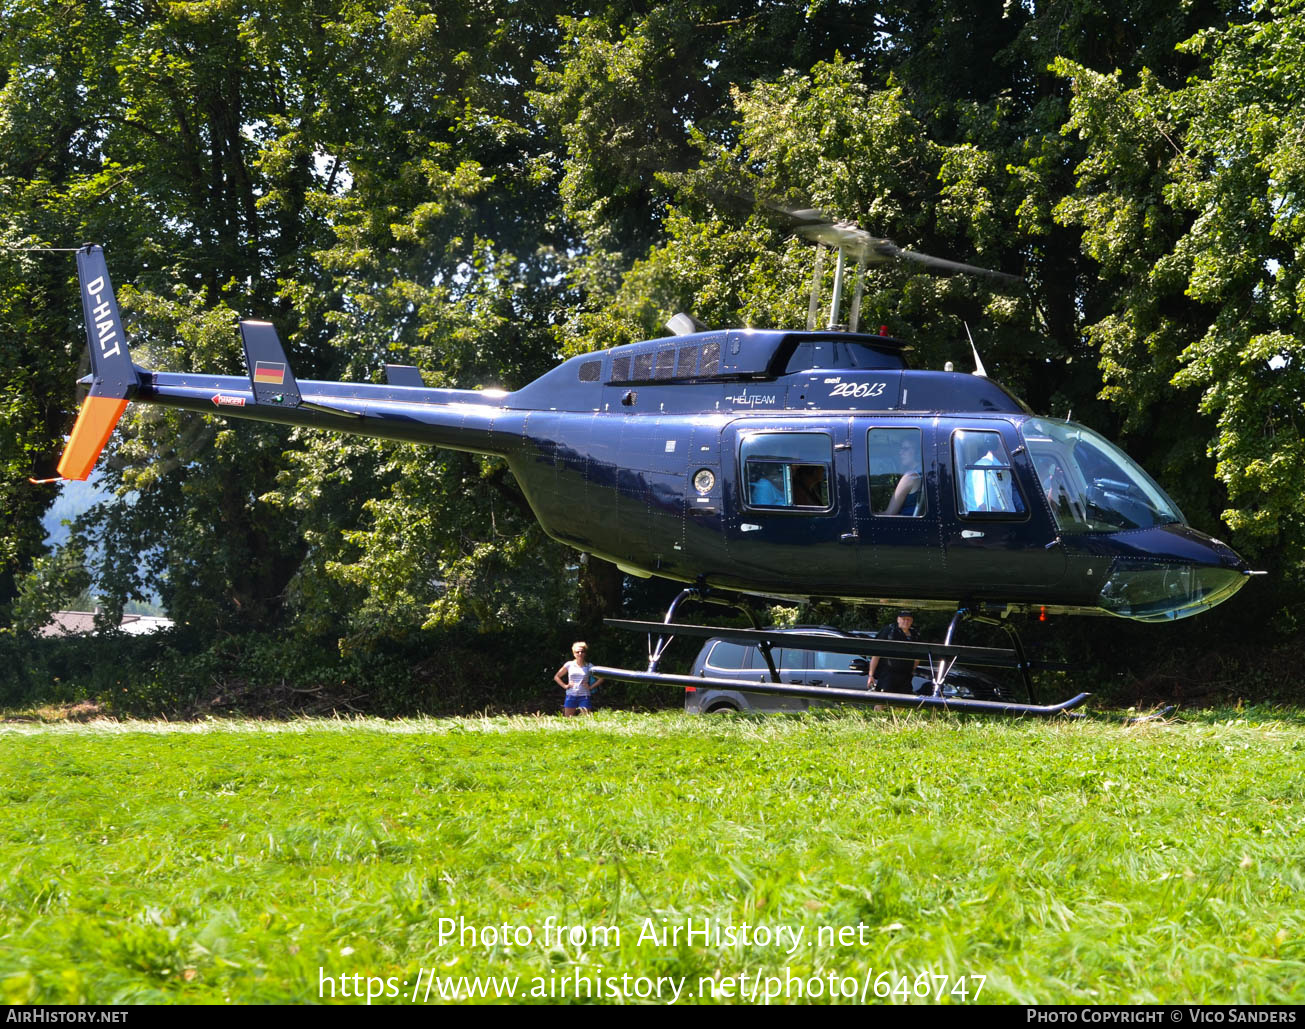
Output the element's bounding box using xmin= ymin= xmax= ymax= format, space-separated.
xmin=750 ymin=466 xmax=787 ymax=506
xmin=963 ymin=448 xmax=1015 ymax=513
xmin=884 ymin=438 xmax=924 ymax=516
xmin=1036 ymin=454 xmax=1085 ymax=524
xmin=792 ymin=464 xmax=828 ymax=507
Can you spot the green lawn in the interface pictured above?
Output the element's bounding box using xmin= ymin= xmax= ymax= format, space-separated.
xmin=1 ymin=709 xmax=1302 ymax=1004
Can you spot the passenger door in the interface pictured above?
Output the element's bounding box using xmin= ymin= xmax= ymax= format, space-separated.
xmin=743 ymin=645 xmax=809 ymax=712
xmin=941 ymin=423 xmax=1065 ymax=591
xmin=807 ymin=647 xmax=872 ymax=693
xmin=721 ymin=420 xmax=858 ymax=594
xmin=696 ymin=640 xmax=810 ymax=711
xmin=853 ymin=422 xmax=945 ymax=591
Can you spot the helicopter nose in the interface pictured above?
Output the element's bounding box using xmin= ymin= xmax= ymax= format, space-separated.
xmin=1085 ymin=525 xmax=1250 ymax=621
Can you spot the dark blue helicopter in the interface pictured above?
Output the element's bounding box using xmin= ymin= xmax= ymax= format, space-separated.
xmin=47 ymin=234 xmax=1253 ymax=717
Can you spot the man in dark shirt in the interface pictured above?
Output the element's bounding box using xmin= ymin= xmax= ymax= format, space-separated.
xmin=867 ymin=610 xmax=919 ymax=694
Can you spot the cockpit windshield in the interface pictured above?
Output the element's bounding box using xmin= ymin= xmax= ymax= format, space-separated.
xmin=1021 ymin=418 xmax=1185 ymax=533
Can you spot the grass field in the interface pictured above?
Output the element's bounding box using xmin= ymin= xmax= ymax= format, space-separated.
xmin=1 ymin=708 xmax=1302 ymax=1005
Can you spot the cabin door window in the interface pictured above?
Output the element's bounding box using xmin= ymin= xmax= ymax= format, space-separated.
xmin=739 ymin=432 xmax=834 ymax=512
xmin=952 ymin=429 xmax=1026 ymax=517
xmin=868 ymin=428 xmax=926 ymax=517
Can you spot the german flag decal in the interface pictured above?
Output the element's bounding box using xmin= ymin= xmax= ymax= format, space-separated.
xmin=253 ymin=361 xmax=286 ymax=385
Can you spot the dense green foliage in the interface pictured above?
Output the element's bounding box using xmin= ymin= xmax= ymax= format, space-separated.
xmin=2 ymin=712 xmax=1302 ymax=1003
xmin=0 ymin=620 xmax=672 ymax=719
xmin=2 ymin=0 xmax=1303 ymax=699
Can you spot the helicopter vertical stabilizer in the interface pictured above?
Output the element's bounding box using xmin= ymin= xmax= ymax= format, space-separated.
xmin=56 ymin=245 xmax=140 ymax=480
xmin=239 ymin=320 xmax=301 ymax=406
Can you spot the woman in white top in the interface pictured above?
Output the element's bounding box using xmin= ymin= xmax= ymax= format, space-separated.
xmin=553 ymin=641 xmax=605 ymax=716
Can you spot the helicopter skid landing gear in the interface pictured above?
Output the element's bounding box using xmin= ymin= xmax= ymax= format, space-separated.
xmin=929 ymin=606 xmax=1036 ymax=704
xmin=599 ymin=603 xmax=1089 ymax=719
xmin=643 ymin=586 xmax=777 ymax=679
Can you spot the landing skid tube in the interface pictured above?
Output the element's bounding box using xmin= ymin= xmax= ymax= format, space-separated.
xmin=601 ymin=592 xmax=1089 ymax=719
xmin=591 ymin=664 xmax=1090 ymax=719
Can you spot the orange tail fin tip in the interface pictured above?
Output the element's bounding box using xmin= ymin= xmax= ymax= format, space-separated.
xmin=56 ymin=394 xmax=128 ymax=481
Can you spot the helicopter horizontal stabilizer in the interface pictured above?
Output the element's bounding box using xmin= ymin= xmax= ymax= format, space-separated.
xmin=237 ymin=320 xmax=364 ymax=419
xmin=55 ymin=245 xmax=141 ymax=480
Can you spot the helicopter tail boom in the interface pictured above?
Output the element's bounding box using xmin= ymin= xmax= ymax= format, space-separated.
xmin=53 ymin=247 xmax=523 ymax=479
xmin=130 ymin=369 xmax=519 ymax=455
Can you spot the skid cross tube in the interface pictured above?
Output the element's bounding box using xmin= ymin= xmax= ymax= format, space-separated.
xmin=593 ymin=665 xmax=1089 ymax=718
xmin=977 ymin=612 xmax=1036 ymax=704
xmin=928 ymin=607 xmax=1036 ymax=703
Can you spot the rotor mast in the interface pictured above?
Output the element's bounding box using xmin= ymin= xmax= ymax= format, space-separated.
xmin=801 ymin=219 xmax=880 ymax=332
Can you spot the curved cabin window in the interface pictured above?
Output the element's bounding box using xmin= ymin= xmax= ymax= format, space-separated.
xmin=785 ymin=340 xmax=904 ymax=374
xmin=869 ymin=427 xmax=926 ymax=516
xmin=953 ymin=429 xmax=1025 ymax=517
xmin=1021 ymin=418 xmax=1184 ymax=533
xmin=740 ymin=432 xmax=833 ymax=512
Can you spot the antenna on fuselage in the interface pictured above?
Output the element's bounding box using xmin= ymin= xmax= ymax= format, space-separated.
xmin=963 ymin=321 xmax=989 ymax=378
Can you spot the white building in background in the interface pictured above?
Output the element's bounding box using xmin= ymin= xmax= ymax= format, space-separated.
xmin=39 ymin=611 xmax=174 ymax=637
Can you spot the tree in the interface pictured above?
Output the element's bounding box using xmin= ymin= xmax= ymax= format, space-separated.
xmin=0 ymin=1 xmax=123 ymax=623
xmin=3 ymin=2 xmax=585 ymax=642
xmin=1054 ymin=0 xmax=1305 ymax=625
xmin=3 ymin=0 xmax=1288 ymax=684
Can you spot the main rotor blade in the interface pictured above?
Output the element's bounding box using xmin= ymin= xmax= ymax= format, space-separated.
xmin=778 ymin=204 xmax=1022 ymax=285
xmin=882 ymin=242 xmax=1023 ymax=285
